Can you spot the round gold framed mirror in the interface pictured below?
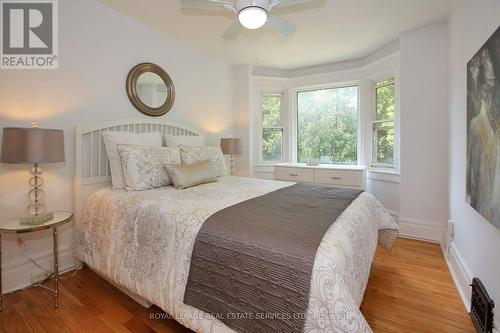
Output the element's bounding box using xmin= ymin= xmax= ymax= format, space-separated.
xmin=126 ymin=63 xmax=175 ymax=117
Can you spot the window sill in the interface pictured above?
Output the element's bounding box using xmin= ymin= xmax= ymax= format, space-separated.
xmin=366 ymin=168 xmax=400 ymax=183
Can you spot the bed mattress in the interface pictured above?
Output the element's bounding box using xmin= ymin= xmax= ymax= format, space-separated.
xmin=75 ymin=176 xmax=398 ymax=333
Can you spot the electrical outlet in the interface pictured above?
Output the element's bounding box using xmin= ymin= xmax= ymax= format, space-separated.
xmin=447 ymin=221 xmax=454 ymax=243
xmin=31 ymin=271 xmax=50 ymax=284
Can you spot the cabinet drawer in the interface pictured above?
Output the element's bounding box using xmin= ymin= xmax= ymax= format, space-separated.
xmin=314 ymin=169 xmax=363 ymax=188
xmin=275 ymin=167 xmax=314 ymax=182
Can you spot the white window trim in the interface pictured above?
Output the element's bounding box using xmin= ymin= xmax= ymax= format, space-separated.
xmin=367 ymin=73 xmax=400 ymax=174
xmin=290 ymin=81 xmax=362 ymax=165
xmin=371 ymin=79 xmax=396 ymax=168
xmin=255 ymin=90 xmax=289 ymax=165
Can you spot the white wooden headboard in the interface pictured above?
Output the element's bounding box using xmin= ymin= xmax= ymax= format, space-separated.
xmin=74 ymin=118 xmax=203 ymax=223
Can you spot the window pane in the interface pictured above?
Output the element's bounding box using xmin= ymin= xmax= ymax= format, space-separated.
xmin=262 ymin=129 xmax=282 ymax=161
xmin=297 ymin=86 xmax=358 ymax=164
xmin=373 ymin=121 xmax=394 ymax=166
xmin=262 ymin=94 xmax=282 ymax=128
xmin=376 ymin=78 xmax=395 ymax=120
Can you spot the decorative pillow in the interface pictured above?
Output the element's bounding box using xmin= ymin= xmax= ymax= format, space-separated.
xmin=165 ymin=135 xmax=205 ymax=147
xmin=102 ymin=131 xmax=162 ymax=189
xmin=165 ymin=160 xmax=217 ymax=189
xmin=180 ymin=146 xmax=228 ymax=177
xmin=117 ymin=145 xmax=181 ymax=191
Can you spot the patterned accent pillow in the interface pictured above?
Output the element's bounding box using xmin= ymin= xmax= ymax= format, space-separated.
xmin=117 ymin=145 xmax=181 ymax=191
xmin=102 ymin=131 xmax=162 ymax=189
xmin=180 ymin=146 xmax=228 ymax=177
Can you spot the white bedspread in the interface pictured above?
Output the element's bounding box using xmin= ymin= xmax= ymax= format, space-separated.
xmin=75 ymin=176 xmax=398 ymax=333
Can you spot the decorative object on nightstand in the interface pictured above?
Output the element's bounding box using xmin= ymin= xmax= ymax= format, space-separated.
xmin=220 ymin=137 xmax=242 ymax=175
xmin=0 ymin=211 xmax=73 ymax=311
xmin=306 ymin=158 xmax=319 ymax=166
xmin=1 ymin=125 xmax=65 ymax=225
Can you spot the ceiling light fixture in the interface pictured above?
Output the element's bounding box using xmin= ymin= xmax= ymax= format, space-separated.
xmin=238 ymin=6 xmax=268 ymax=30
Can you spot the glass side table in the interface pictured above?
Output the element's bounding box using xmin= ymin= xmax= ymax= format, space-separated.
xmin=0 ymin=211 xmax=73 ymax=311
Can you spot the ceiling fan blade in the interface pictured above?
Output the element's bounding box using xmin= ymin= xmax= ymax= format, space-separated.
xmin=271 ymin=0 xmax=312 ymax=9
xmin=222 ymin=20 xmax=242 ymax=39
xmin=180 ymin=0 xmax=233 ymax=11
xmin=267 ymin=14 xmax=296 ymax=36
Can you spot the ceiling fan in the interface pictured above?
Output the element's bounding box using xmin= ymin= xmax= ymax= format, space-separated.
xmin=180 ymin=0 xmax=312 ymax=38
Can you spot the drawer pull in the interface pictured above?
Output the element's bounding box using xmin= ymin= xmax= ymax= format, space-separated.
xmin=289 ymin=173 xmax=298 ymax=177
xmin=331 ymin=176 xmax=342 ymax=180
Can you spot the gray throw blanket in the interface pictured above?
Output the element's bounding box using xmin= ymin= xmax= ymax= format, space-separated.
xmin=184 ymin=183 xmax=363 ymax=333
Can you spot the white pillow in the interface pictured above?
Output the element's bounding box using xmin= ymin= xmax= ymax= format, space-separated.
xmin=102 ymin=131 xmax=162 ymax=189
xmin=118 ymin=145 xmax=181 ymax=191
xmin=180 ymin=146 xmax=228 ymax=177
xmin=165 ymin=135 xmax=205 ymax=147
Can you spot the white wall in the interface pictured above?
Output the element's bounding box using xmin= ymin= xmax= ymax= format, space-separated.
xmin=448 ymin=0 xmax=500 ymax=327
xmin=399 ymin=23 xmax=449 ymax=242
xmin=232 ymin=65 xmax=252 ymax=176
xmin=0 ymin=0 xmax=234 ymax=293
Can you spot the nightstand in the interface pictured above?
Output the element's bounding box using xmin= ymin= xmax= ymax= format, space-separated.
xmin=0 ymin=211 xmax=73 ymax=311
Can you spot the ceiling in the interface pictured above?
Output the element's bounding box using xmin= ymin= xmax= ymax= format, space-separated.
xmin=98 ymin=0 xmax=455 ymax=70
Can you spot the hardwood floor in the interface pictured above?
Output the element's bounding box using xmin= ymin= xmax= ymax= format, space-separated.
xmin=0 ymin=238 xmax=474 ymax=333
xmin=361 ymin=238 xmax=474 ymax=332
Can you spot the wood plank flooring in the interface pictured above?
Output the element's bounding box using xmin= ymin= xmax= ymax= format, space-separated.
xmin=0 ymin=238 xmax=474 ymax=332
xmin=360 ymin=238 xmax=474 ymax=332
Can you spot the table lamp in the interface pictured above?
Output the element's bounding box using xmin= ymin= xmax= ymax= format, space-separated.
xmin=1 ymin=126 xmax=65 ymax=225
xmin=220 ymin=137 xmax=242 ymax=175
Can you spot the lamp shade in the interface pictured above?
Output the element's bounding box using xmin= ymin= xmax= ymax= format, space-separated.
xmin=1 ymin=127 xmax=65 ymax=164
xmin=220 ymin=138 xmax=242 ymax=155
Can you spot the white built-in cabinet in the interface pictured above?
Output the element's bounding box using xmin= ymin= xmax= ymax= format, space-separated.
xmin=274 ymin=163 xmax=366 ymax=190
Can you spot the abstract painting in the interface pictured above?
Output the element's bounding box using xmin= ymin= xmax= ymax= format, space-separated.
xmin=467 ymin=26 xmax=500 ymax=228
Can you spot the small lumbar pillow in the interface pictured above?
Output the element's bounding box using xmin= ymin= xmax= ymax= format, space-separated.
xmin=165 ymin=160 xmax=217 ymax=189
xmin=102 ymin=131 xmax=162 ymax=189
xmin=180 ymin=146 xmax=228 ymax=177
xmin=118 ymin=145 xmax=181 ymax=191
xmin=165 ymin=135 xmax=205 ymax=147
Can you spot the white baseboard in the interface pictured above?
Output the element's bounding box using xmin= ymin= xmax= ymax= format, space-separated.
xmin=398 ymin=217 xmax=442 ymax=243
xmin=445 ymin=242 xmax=472 ymax=312
xmin=2 ymin=245 xmax=76 ymax=295
xmin=443 ymin=242 xmax=500 ymax=332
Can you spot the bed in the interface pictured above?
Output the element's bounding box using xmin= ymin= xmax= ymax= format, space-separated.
xmin=74 ymin=119 xmax=399 ymax=333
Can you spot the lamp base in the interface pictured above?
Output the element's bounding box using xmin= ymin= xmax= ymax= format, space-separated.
xmin=230 ymin=154 xmax=235 ymax=175
xmin=19 ymin=212 xmax=54 ymax=226
xmin=28 ymin=163 xmax=46 ymax=216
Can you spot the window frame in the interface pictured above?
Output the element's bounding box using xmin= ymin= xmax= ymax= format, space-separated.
xmin=258 ymin=91 xmax=286 ymax=164
xmin=292 ymin=82 xmax=361 ymax=165
xmin=370 ymin=77 xmax=398 ymax=170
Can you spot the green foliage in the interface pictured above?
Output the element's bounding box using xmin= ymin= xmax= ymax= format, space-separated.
xmin=376 ymin=79 xmax=395 ymax=120
xmin=261 ymin=80 xmax=395 ymax=166
xmin=262 ymin=94 xmax=282 ymax=127
xmin=262 ymin=129 xmax=282 ymax=161
xmin=373 ymin=122 xmax=394 ymax=165
xmin=297 ymin=86 xmax=358 ymax=164
xmin=373 ymin=79 xmax=395 ymax=166
xmin=262 ymin=94 xmax=283 ymax=161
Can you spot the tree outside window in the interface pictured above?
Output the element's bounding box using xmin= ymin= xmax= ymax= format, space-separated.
xmin=261 ymin=93 xmax=283 ymax=162
xmin=372 ymin=78 xmax=395 ymax=168
xmin=297 ymin=86 xmax=358 ymax=165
